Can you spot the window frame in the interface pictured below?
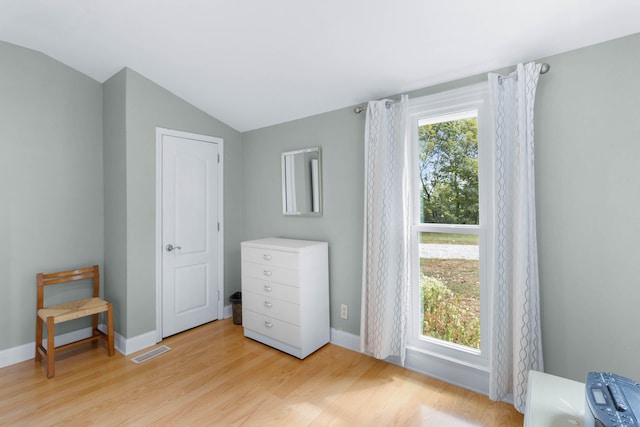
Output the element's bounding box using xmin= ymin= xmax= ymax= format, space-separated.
xmin=407 ymin=82 xmax=494 ymax=374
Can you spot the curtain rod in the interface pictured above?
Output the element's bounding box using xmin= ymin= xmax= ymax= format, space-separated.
xmin=498 ymin=62 xmax=550 ymax=83
xmin=353 ymin=63 xmax=551 ymax=114
xmin=353 ymin=100 xmax=398 ymax=114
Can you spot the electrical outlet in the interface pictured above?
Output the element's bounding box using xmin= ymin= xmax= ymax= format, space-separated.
xmin=340 ymin=304 xmax=348 ymax=319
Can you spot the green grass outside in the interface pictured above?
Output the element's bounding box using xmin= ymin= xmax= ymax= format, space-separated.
xmin=419 ymin=233 xmax=480 ymax=348
xmin=420 ymin=232 xmax=478 ymax=245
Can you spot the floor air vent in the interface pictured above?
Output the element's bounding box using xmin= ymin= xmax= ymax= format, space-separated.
xmin=131 ymin=345 xmax=171 ymax=364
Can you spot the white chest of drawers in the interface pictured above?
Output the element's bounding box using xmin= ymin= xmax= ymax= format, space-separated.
xmin=241 ymin=238 xmax=329 ymax=359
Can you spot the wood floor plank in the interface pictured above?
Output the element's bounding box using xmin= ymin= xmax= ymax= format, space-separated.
xmin=0 ymin=319 xmax=523 ymax=426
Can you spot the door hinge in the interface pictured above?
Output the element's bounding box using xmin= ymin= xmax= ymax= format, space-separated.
xmin=217 ymin=222 xmax=220 ymax=231
xmin=217 ymin=153 xmax=220 ymax=163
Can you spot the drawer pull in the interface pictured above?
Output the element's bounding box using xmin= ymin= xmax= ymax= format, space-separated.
xmin=263 ymin=270 xmax=272 ymax=277
xmin=264 ymin=321 xmax=273 ymax=328
xmin=264 ymin=301 xmax=273 ymax=308
xmin=263 ymin=254 xmax=272 ymax=261
xmin=263 ymin=285 xmax=272 ymax=292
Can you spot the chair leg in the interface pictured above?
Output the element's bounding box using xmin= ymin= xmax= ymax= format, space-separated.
xmin=92 ymin=313 xmax=99 ymax=334
xmin=35 ymin=316 xmax=43 ymax=362
xmin=91 ymin=313 xmax=99 ymax=348
xmin=107 ymin=303 xmax=115 ymax=357
xmin=46 ymin=318 xmax=55 ymax=379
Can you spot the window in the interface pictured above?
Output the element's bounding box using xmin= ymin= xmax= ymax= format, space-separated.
xmin=407 ymin=83 xmax=493 ymax=391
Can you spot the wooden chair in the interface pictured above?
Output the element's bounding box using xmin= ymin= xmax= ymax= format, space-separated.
xmin=35 ymin=265 xmax=115 ymax=378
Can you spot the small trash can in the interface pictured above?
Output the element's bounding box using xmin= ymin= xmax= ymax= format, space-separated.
xmin=229 ymin=291 xmax=242 ymax=325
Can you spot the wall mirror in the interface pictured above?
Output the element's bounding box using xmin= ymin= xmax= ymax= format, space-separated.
xmin=282 ymin=147 xmax=322 ymax=216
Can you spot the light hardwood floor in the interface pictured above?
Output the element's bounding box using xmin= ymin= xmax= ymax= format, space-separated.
xmin=0 ymin=319 xmax=523 ymax=426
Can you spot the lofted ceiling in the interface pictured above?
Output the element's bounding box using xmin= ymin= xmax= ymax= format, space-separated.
xmin=2 ymin=1 xmax=640 ymax=132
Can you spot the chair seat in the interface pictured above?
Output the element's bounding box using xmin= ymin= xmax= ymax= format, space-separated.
xmin=38 ymin=297 xmax=109 ymax=323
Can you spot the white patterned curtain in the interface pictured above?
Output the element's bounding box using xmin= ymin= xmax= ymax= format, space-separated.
xmin=360 ymin=96 xmax=410 ymax=365
xmin=488 ymin=62 xmax=544 ymax=413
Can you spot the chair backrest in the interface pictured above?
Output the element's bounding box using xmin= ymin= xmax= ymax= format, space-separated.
xmin=36 ymin=265 xmax=100 ymax=310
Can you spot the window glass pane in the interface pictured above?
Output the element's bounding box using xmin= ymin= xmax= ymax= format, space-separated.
xmin=418 ymin=115 xmax=479 ymax=225
xmin=419 ymin=231 xmax=480 ymax=349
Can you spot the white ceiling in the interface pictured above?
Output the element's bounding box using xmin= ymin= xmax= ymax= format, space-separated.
xmin=2 ymin=1 xmax=640 ymax=132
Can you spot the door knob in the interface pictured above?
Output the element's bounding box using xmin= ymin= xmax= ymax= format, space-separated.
xmin=166 ymin=244 xmax=182 ymax=252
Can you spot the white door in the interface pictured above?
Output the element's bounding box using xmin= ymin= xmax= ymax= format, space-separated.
xmin=159 ymin=129 xmax=223 ymax=338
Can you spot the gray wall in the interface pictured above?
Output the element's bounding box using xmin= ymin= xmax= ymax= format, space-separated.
xmin=0 ymin=41 xmax=242 ymax=352
xmin=103 ymin=69 xmax=128 ymax=335
xmin=536 ymin=34 xmax=640 ymax=382
xmin=0 ymin=41 xmax=104 ymax=349
xmin=103 ymin=68 xmax=243 ymax=338
xmin=242 ymin=33 xmax=640 ymax=382
xmin=243 ymin=110 xmax=365 ymax=333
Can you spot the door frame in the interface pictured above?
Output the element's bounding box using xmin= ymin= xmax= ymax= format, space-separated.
xmin=154 ymin=127 xmax=224 ymax=343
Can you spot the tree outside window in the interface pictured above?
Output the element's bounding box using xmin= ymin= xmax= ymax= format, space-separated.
xmin=418 ymin=117 xmax=478 ymax=226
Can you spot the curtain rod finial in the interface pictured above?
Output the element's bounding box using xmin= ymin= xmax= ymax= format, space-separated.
xmin=540 ymin=63 xmax=550 ymax=74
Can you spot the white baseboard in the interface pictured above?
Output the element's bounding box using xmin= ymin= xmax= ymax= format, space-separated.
xmin=223 ymin=303 xmax=232 ymax=319
xmin=328 ymin=331 xmax=490 ymax=396
xmin=405 ymin=346 xmax=489 ymax=396
xmin=117 ymin=330 xmax=157 ymax=356
xmin=0 ymin=325 xmax=164 ymax=368
xmin=0 ymin=341 xmax=37 ymax=369
xmin=330 ymin=328 xmax=360 ymax=352
xmin=101 ymin=303 xmax=235 ymax=356
xmin=1 ymin=326 xmax=101 ymax=368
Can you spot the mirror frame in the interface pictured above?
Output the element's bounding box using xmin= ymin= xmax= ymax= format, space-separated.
xmin=281 ymin=147 xmax=322 ymax=216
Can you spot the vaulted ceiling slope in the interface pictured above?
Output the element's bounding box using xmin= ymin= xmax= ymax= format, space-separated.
xmin=2 ymin=1 xmax=640 ymax=132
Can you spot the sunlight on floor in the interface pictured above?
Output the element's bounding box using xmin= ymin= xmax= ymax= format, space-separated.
xmin=419 ymin=405 xmax=481 ymax=426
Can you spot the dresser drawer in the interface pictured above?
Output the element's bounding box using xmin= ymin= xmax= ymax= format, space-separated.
xmin=242 ymin=276 xmax=299 ymax=304
xmin=242 ymin=261 xmax=299 ymax=287
xmin=242 ymin=246 xmax=299 ymax=269
xmin=243 ymin=290 xmax=300 ymax=325
xmin=243 ymin=310 xmax=301 ymax=348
